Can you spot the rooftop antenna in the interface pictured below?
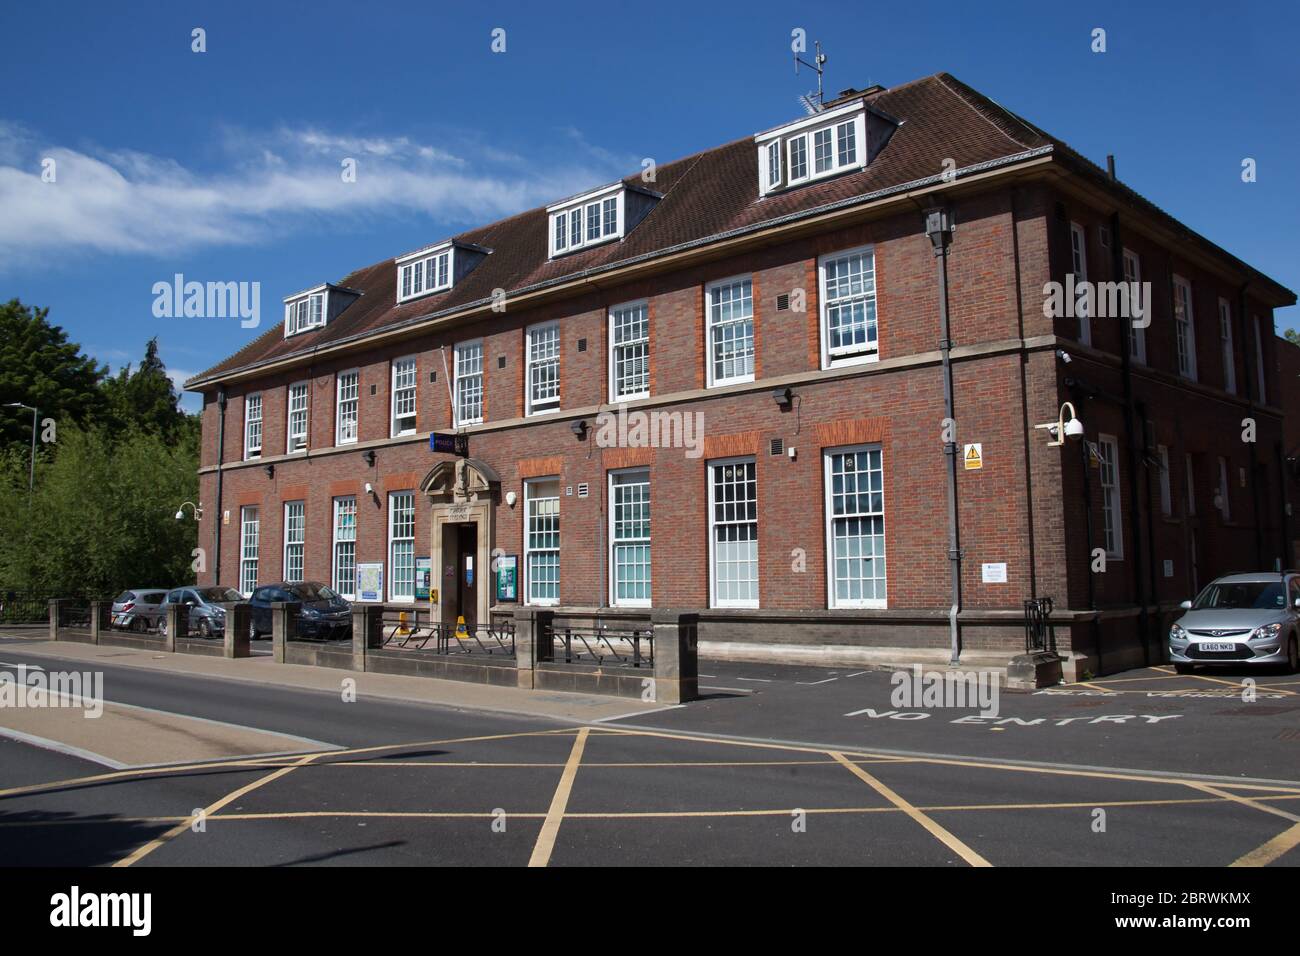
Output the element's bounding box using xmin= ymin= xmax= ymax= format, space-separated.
xmin=794 ymin=40 xmax=827 ymax=113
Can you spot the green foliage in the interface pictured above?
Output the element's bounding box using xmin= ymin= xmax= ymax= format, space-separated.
xmin=1285 ymin=328 xmax=1300 ymax=345
xmin=0 ymin=304 xmax=200 ymax=596
xmin=0 ymin=425 xmax=198 ymax=595
xmin=0 ymin=299 xmax=107 ymax=453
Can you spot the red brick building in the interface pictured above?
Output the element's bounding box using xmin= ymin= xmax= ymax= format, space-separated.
xmin=186 ymin=73 xmax=1295 ymax=676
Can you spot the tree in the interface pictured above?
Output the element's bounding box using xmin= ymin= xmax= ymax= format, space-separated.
xmin=0 ymin=299 xmax=107 ymax=453
xmin=100 ymin=337 xmax=197 ymax=444
xmin=0 ymin=424 xmax=198 ymax=595
xmin=1285 ymin=328 xmax=1300 ymax=345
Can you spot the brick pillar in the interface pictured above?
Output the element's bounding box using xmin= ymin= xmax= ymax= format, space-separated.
xmin=650 ymin=609 xmax=699 ymax=704
xmin=351 ymin=605 xmax=382 ymax=671
xmin=513 ymin=607 xmax=553 ymax=690
xmin=48 ymin=599 xmax=66 ymax=642
xmin=163 ymin=603 xmax=185 ymax=651
xmin=220 ymin=602 xmax=252 ymax=658
xmin=89 ymin=601 xmax=105 ymax=644
xmin=271 ymin=601 xmax=299 ymax=664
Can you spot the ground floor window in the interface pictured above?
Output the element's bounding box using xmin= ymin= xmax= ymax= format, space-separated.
xmin=240 ymin=506 xmax=259 ymax=597
xmin=610 ymin=469 xmax=651 ymax=606
xmin=333 ymin=497 xmax=357 ymax=599
xmin=525 ymin=478 xmax=560 ymax=605
xmin=283 ymin=501 xmax=304 ymax=583
xmin=709 ymin=458 xmax=758 ymax=607
xmin=824 ymin=445 xmax=885 ymax=608
xmin=389 ymin=491 xmax=415 ymax=601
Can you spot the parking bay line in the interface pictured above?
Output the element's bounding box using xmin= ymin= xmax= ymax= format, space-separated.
xmin=528 ymin=727 xmax=589 ymax=868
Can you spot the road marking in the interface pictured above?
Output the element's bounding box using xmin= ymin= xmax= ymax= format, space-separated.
xmin=735 ymin=677 xmax=773 ymax=683
xmin=528 ymin=727 xmax=589 ymax=868
xmin=699 ymin=686 xmax=755 ymax=694
xmin=797 ymin=678 xmax=838 ymax=686
xmin=846 ymin=671 xmax=870 ymax=678
xmin=1187 ymin=782 xmax=1300 ymax=824
xmin=113 ymin=753 xmax=319 ymax=867
xmin=829 ymin=750 xmax=991 ymax=867
xmin=0 ymin=727 xmax=125 ymax=769
xmin=590 ymin=705 xmax=686 ymax=723
xmin=1230 ymin=821 xmax=1300 ymax=867
xmin=1189 ymin=673 xmax=1297 ymax=696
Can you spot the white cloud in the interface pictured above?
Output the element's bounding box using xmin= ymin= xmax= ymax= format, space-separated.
xmin=0 ymin=120 xmax=630 ymax=269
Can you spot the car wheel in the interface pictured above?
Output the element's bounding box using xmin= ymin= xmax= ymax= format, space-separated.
xmin=198 ymin=619 xmax=212 ymax=639
xmin=132 ymin=616 xmax=146 ymax=633
xmin=249 ymin=620 xmax=259 ymax=641
xmin=1174 ymin=663 xmax=1194 ymax=674
xmin=1288 ymin=636 xmax=1299 ymax=675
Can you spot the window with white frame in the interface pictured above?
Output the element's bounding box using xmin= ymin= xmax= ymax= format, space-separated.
xmin=243 ymin=393 xmax=262 ymax=460
xmin=709 ymin=458 xmax=758 ymax=608
xmin=397 ymin=247 xmax=452 ymax=303
xmin=1254 ymin=316 xmax=1268 ymax=404
xmin=336 ymin=370 xmax=359 ymax=445
xmin=524 ymin=478 xmax=560 ymax=605
xmin=707 ymin=276 xmax=754 ymax=386
xmin=1098 ymin=435 xmax=1122 ymax=559
xmin=1070 ymin=222 xmax=1090 ymax=346
xmin=287 ymin=382 xmax=309 ymax=453
xmin=1173 ymin=276 xmax=1197 ymax=380
xmin=1217 ymin=456 xmax=1231 ymax=521
xmin=526 ymin=322 xmax=560 ymax=414
xmin=819 ymin=246 xmax=878 ymax=367
xmin=610 ymin=302 xmax=649 ymax=400
xmin=548 ymin=187 xmax=622 ymax=257
xmin=1185 ymin=453 xmax=1196 ymax=516
xmin=283 ymin=501 xmax=305 ymax=583
xmin=333 ymin=497 xmax=357 ymax=599
xmin=757 ymin=103 xmax=866 ymax=196
xmin=454 ymin=340 xmax=483 ymax=426
xmin=391 ymin=357 xmax=417 ymax=436
xmin=388 ymin=492 xmax=415 ymax=601
xmin=610 ymin=470 xmax=651 ymax=606
xmin=1157 ymin=445 xmax=1172 ymax=517
xmin=284 ymin=291 xmax=325 ymax=337
xmin=1123 ymin=249 xmax=1145 ymax=364
xmin=825 ymin=446 xmax=886 ymax=608
xmin=1218 ymin=298 xmax=1236 ymax=393
xmin=239 ymin=506 xmax=259 ymax=597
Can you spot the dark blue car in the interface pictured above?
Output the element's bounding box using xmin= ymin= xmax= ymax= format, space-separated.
xmin=247 ymin=582 xmax=352 ymax=640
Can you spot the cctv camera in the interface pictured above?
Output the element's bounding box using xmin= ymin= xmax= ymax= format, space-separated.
xmin=174 ymin=510 xmax=185 ymax=521
xmin=1064 ymin=418 xmax=1085 ymax=440
xmin=364 ymin=482 xmax=374 ymax=495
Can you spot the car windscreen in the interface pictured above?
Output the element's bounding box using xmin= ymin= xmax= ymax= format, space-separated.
xmin=114 ymin=591 xmax=135 ymax=604
xmin=195 ymin=587 xmax=242 ymax=603
xmin=286 ymin=583 xmax=338 ymax=602
xmin=1193 ymin=581 xmax=1286 ymax=610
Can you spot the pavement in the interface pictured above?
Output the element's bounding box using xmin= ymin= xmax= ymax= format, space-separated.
xmin=1 ymin=635 xmax=1298 ymax=867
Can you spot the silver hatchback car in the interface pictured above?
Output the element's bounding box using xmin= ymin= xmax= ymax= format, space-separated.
xmin=1168 ymin=572 xmax=1300 ymax=674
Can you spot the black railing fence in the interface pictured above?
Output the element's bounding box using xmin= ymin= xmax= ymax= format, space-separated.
xmin=380 ymin=606 xmax=515 ymax=656
xmin=0 ymin=591 xmax=60 ymax=625
xmin=546 ymin=621 xmax=654 ymax=668
xmin=1023 ymin=597 xmax=1057 ymax=654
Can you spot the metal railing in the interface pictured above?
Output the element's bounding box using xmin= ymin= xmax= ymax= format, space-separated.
xmin=1023 ymin=597 xmax=1057 ymax=654
xmin=56 ymin=601 xmax=94 ymax=632
xmin=547 ymin=621 xmax=654 ymax=668
xmin=1 ymin=591 xmax=60 ymax=625
xmin=381 ymin=608 xmax=515 ymax=657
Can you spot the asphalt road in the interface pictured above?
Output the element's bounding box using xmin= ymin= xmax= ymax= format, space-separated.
xmin=1 ymin=641 xmax=1298 ymax=867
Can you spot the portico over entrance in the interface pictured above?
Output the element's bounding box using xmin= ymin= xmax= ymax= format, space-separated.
xmin=421 ymin=457 xmax=499 ymax=628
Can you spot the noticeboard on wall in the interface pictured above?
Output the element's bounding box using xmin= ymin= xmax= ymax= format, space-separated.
xmin=495 ymin=554 xmax=518 ymax=603
xmin=356 ymin=563 xmax=384 ymax=602
xmin=414 ymin=557 xmax=432 ymax=599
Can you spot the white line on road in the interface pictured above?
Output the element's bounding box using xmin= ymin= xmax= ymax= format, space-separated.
xmin=797 ymin=678 xmax=838 ymax=686
xmin=0 ymin=727 xmax=126 ymax=769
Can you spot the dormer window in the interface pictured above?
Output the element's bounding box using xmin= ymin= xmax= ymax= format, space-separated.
xmin=396 ymin=243 xmax=453 ymax=303
xmin=283 ymin=287 xmax=326 ymax=337
xmin=549 ymin=185 xmax=623 ymax=257
xmin=755 ymin=100 xmax=874 ymax=197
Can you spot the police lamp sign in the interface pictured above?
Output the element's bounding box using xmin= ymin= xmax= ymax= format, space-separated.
xmin=429 ymin=432 xmax=469 ymax=457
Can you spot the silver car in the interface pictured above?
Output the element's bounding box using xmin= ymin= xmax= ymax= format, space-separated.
xmin=110 ymin=589 xmax=169 ymax=631
xmin=1168 ymin=572 xmax=1300 ymax=674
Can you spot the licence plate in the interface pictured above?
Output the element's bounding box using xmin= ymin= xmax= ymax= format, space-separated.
xmin=1199 ymin=642 xmax=1236 ymax=652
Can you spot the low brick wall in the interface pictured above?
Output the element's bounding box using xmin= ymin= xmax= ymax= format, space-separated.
xmin=96 ymin=630 xmax=166 ymax=651
xmin=285 ymin=641 xmax=354 ymax=670
xmin=535 ymin=661 xmax=653 ymax=699
xmin=366 ymin=646 xmax=517 ymax=686
xmin=174 ymin=637 xmax=227 ymax=658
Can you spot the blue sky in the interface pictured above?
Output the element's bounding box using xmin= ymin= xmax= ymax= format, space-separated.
xmin=2 ymin=0 xmax=1297 ymax=413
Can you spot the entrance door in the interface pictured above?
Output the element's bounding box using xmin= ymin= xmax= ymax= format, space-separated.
xmin=456 ymin=523 xmax=478 ymax=628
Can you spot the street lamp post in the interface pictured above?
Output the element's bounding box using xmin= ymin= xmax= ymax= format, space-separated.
xmin=4 ymin=403 xmax=38 ymax=507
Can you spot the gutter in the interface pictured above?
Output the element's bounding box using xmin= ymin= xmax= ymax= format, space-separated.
xmin=214 ymin=389 xmax=227 ymax=586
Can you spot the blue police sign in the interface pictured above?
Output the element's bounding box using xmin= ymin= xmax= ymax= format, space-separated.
xmin=430 ymin=432 xmax=469 ymax=457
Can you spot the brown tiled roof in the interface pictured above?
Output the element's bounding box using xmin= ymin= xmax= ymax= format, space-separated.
xmin=185 ymin=72 xmax=1289 ymax=388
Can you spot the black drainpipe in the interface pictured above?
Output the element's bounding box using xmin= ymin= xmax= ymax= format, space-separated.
xmin=1136 ymin=398 xmax=1162 ymax=655
xmin=214 ymin=388 xmax=227 ymax=586
xmin=1239 ymin=285 xmax=1265 ymax=566
xmin=1109 ymin=207 xmax=1150 ymax=665
xmin=1075 ymin=406 xmax=1101 ymax=673
xmin=924 ymin=206 xmax=961 ymax=665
